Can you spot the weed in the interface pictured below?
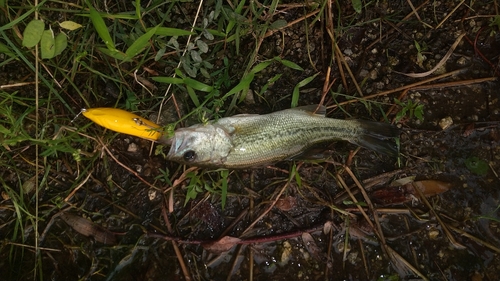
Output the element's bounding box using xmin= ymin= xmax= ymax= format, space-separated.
xmin=394 ymin=98 xmax=424 ymax=123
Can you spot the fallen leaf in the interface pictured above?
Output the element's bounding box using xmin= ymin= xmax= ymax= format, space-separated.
xmin=60 ymin=213 xmax=116 ymax=244
xmin=323 ymin=221 xmax=334 ymax=235
xmin=275 ymin=196 xmax=296 ymax=211
xmin=59 ymin=20 xmax=82 ymax=31
xmin=411 ymin=180 xmax=452 ymax=197
xmin=373 ymin=179 xmax=452 ymax=205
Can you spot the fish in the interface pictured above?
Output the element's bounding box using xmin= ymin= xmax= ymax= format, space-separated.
xmin=166 ymin=105 xmax=400 ymax=169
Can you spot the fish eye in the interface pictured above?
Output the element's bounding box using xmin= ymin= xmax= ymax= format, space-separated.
xmin=183 ymin=150 xmax=196 ymax=162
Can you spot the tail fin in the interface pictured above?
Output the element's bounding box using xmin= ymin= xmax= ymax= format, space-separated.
xmin=350 ymin=120 xmax=400 ymax=156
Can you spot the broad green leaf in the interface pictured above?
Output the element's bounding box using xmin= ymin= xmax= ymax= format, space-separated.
xmin=183 ymin=77 xmax=213 ymax=92
xmin=190 ymin=50 xmax=202 ymax=63
xmin=155 ymin=47 xmax=166 ymax=61
xmin=154 ymin=27 xmax=194 ymax=36
xmin=88 ymin=4 xmax=116 ymax=50
xmin=200 ymin=67 xmax=210 ymax=79
xmin=59 ymin=20 xmax=82 ymax=30
xmin=22 ymin=19 xmax=44 ymax=48
xmin=40 ymin=29 xmax=55 ymax=59
xmin=151 ymin=76 xmax=183 ymax=84
xmin=202 ymin=29 xmax=215 ymax=40
xmin=291 ymin=73 xmax=320 ymax=107
xmin=125 ymin=25 xmax=158 ymax=59
xmin=54 ymin=33 xmax=67 ymax=56
xmin=97 ymin=47 xmax=129 ymax=61
xmin=196 ymin=40 xmax=209 ymax=53
xmin=181 ymin=56 xmax=197 ymax=77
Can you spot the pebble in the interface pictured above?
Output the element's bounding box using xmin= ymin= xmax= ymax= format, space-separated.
xmin=438 ymin=116 xmax=453 ymax=130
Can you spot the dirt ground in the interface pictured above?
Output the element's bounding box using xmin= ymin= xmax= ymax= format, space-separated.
xmin=1 ymin=0 xmax=500 ymax=280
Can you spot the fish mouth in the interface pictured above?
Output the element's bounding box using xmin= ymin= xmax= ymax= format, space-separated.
xmin=166 ymin=136 xmax=183 ymax=158
xmin=165 ymin=128 xmax=197 ymax=158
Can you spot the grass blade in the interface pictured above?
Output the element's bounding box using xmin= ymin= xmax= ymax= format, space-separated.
xmin=291 ymin=73 xmax=320 ymax=108
xmin=87 ymin=1 xmax=116 ymax=51
xmin=183 ymin=77 xmax=213 ymax=92
xmin=125 ymin=25 xmax=158 ymax=59
xmin=154 ymin=27 xmax=194 ymax=36
xmin=151 ymin=77 xmax=184 ymax=84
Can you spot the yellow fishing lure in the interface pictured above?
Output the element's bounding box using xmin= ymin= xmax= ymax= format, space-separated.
xmin=82 ymin=108 xmax=162 ymax=141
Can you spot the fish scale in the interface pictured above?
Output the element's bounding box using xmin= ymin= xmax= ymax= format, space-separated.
xmin=225 ymin=115 xmax=365 ymax=168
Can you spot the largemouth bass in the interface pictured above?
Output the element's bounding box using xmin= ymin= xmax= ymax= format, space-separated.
xmin=166 ymin=105 xmax=399 ymax=168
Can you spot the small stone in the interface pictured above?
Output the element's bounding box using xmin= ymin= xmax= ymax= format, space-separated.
xmin=127 ymin=142 xmax=138 ymax=152
xmin=428 ymin=229 xmax=440 ymax=239
xmin=438 ymin=117 xmax=453 ymax=130
xmin=456 ymin=57 xmax=468 ymax=65
xmin=148 ymin=189 xmax=157 ymax=201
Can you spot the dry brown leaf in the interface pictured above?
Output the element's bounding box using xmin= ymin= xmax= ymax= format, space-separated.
xmin=371 ymin=186 xmax=411 ymax=205
xmin=323 ymin=221 xmax=334 ymax=235
xmin=275 ymin=196 xmax=297 ymax=211
xmin=373 ymin=180 xmax=452 ymax=205
xmin=202 ymin=236 xmax=241 ymax=254
xmin=60 ymin=213 xmax=116 ymax=245
xmin=411 ymin=180 xmax=452 ymax=197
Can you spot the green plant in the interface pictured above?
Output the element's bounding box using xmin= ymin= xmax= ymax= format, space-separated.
xmin=21 ymin=19 xmax=79 ymax=59
xmin=394 ymin=98 xmax=424 ymax=123
xmin=183 ymin=169 xmax=230 ymax=209
xmin=465 ymin=156 xmax=489 ymax=176
xmin=414 ymin=40 xmax=427 ymax=68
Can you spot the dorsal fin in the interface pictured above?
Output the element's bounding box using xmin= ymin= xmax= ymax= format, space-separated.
xmin=291 ymin=104 xmax=326 ymax=116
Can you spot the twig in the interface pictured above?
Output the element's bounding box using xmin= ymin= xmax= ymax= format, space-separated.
xmin=161 ymin=203 xmax=192 ymax=281
xmin=448 ymin=224 xmax=500 ymax=254
xmin=96 ymin=137 xmax=158 ymax=189
xmin=327 ymin=68 xmax=463 ymax=109
xmin=412 ymin=182 xmax=466 ymax=249
xmin=64 ymin=171 xmax=93 ymax=202
xmin=365 ymin=0 xmax=430 ymax=50
xmin=241 ymin=179 xmax=291 ymax=237
xmin=405 ymin=0 xmax=433 ymax=29
xmin=435 ymin=0 xmax=465 ymax=29
xmin=392 ymin=32 xmax=465 ymax=78
xmin=264 ymin=9 xmax=320 ymax=38
xmin=344 ymin=167 xmax=388 ymax=255
xmin=334 ymin=41 xmax=364 ymax=97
